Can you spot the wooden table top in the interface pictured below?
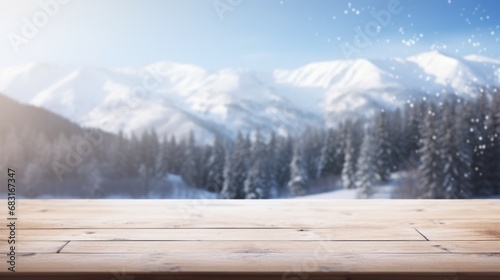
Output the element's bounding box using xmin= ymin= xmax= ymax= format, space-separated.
xmin=1 ymin=200 xmax=500 ymax=280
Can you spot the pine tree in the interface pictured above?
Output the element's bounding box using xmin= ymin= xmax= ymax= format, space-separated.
xmin=194 ymin=142 xmax=208 ymax=189
xmin=244 ymin=163 xmax=263 ymax=199
xmin=319 ymin=128 xmax=342 ymax=177
xmin=140 ymin=129 xmax=160 ymax=178
xmin=491 ymin=93 xmax=500 ymax=194
xmin=374 ymin=110 xmax=392 ymax=182
xmin=244 ymin=130 xmax=268 ymax=199
xmin=302 ymin=127 xmax=323 ymax=180
xmin=50 ymin=133 xmax=71 ymax=187
xmin=402 ymin=103 xmax=421 ymax=167
xmin=221 ymin=132 xmax=248 ymax=199
xmin=275 ymin=135 xmax=293 ymax=194
xmin=469 ymin=93 xmax=492 ymax=196
xmin=287 ymin=141 xmax=308 ymax=197
xmin=158 ymin=135 xmax=170 ymax=177
xmin=139 ymin=129 xmax=160 ymax=197
xmin=341 ymin=120 xmax=357 ymax=189
xmin=167 ymin=135 xmax=182 ymax=174
xmin=265 ymin=132 xmax=279 ymax=198
xmin=108 ymin=130 xmax=127 ymax=177
xmin=149 ymin=129 xmax=161 ymax=177
xmin=207 ymin=134 xmax=226 ymax=193
xmin=440 ymin=102 xmax=473 ymax=199
xmin=418 ymin=103 xmax=442 ymax=198
xmin=355 ymin=129 xmax=377 ymax=199
xmin=389 ymin=109 xmax=404 ymax=172
xmin=198 ymin=144 xmax=213 ymax=191
xmin=180 ymin=131 xmax=198 ymax=187
xmin=125 ymin=133 xmax=140 ymax=177
xmin=482 ymin=102 xmax=499 ymax=196
xmin=221 ymin=146 xmax=236 ymax=199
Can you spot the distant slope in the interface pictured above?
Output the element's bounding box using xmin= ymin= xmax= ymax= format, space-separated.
xmin=0 ymin=93 xmax=83 ymax=140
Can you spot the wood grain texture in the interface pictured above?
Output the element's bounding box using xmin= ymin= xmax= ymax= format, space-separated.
xmin=0 ymin=199 xmax=498 ymax=279
xmin=7 ymin=252 xmax=500 ymax=273
xmin=0 ymin=227 xmax=424 ymax=241
xmin=4 ymin=274 xmax=499 ymax=280
xmin=60 ymin=240 xmax=500 ymax=254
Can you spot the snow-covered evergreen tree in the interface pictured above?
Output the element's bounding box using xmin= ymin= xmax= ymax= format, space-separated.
xmin=138 ymin=129 xmax=161 ymax=196
xmin=374 ymin=110 xmax=392 ymax=182
xmin=164 ymin=135 xmax=182 ymax=174
xmin=355 ymin=130 xmax=377 ymax=199
xmin=207 ymin=134 xmax=225 ymax=193
xmin=50 ymin=133 xmax=71 ymax=187
xmin=180 ymin=131 xmax=198 ymax=187
xmin=221 ymin=147 xmax=236 ymax=199
xmin=319 ymin=128 xmax=342 ymax=178
xmin=389 ymin=109 xmax=404 ymax=171
xmin=402 ymin=103 xmax=421 ymax=165
xmin=418 ymin=103 xmax=442 ymax=198
xmin=287 ymin=141 xmax=308 ymax=197
xmin=244 ymin=130 xmax=268 ymax=199
xmin=490 ymin=92 xmax=500 ymax=194
xmin=468 ymin=93 xmax=493 ymax=196
xmin=198 ymin=144 xmax=213 ymax=191
xmin=140 ymin=130 xmax=160 ymax=178
xmin=275 ymin=135 xmax=293 ymax=194
xmin=125 ymin=132 xmax=140 ymax=177
xmin=299 ymin=127 xmax=323 ymax=180
xmin=260 ymin=132 xmax=278 ymax=198
xmin=108 ymin=130 xmax=127 ymax=177
xmin=158 ymin=135 xmax=170 ymax=177
xmin=221 ymin=132 xmax=248 ymax=199
xmin=341 ymin=120 xmax=358 ymax=189
xmin=478 ymin=92 xmax=499 ymax=196
xmin=440 ymin=102 xmax=473 ymax=199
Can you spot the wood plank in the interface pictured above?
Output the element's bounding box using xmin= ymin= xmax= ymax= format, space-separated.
xmin=11 ymin=218 xmax=500 ymax=229
xmin=60 ymin=240 xmax=500 ymax=254
xmin=4 ymin=200 xmax=500 ymax=212
xmin=416 ymin=227 xmax=500 ymax=241
xmin=9 ymin=206 xmax=498 ymax=215
xmin=15 ymin=219 xmax=414 ymax=229
xmin=0 ymin=241 xmax=67 ymax=254
xmin=5 ymin=253 xmax=500 ymax=273
xmin=0 ymin=273 xmax=474 ymax=280
xmin=0 ymin=227 xmax=424 ymax=241
xmin=4 ymin=200 xmax=499 ymax=229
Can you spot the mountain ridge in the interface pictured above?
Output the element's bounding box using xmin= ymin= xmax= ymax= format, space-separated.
xmin=1 ymin=51 xmax=499 ymax=141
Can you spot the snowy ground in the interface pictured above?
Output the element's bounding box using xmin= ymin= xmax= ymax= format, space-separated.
xmin=297 ymin=174 xmax=401 ymax=199
xmin=297 ymin=184 xmax=395 ymax=199
xmin=297 ymin=188 xmax=358 ymax=199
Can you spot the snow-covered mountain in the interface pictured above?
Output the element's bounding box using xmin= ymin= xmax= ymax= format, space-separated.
xmin=1 ymin=51 xmax=499 ymax=141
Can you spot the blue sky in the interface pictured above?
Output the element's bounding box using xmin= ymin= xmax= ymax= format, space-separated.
xmin=1 ymin=0 xmax=499 ymax=70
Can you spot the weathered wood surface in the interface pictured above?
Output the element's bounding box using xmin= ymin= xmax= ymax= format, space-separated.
xmin=0 ymin=200 xmax=499 ymax=280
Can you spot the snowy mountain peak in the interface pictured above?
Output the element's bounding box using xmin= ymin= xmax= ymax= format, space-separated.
xmin=407 ymin=50 xmax=465 ymax=72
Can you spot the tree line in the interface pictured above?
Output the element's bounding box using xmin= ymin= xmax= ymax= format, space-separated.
xmin=1 ymin=89 xmax=499 ymax=198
